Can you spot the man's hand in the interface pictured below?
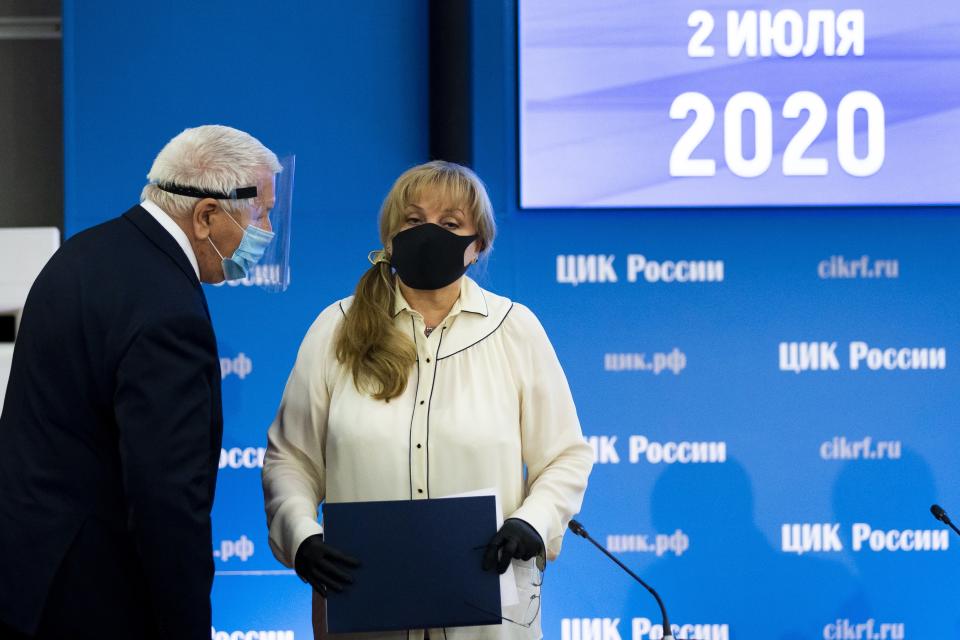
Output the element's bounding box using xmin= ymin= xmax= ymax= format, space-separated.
xmin=482 ymin=518 xmax=545 ymax=574
xmin=294 ymin=534 xmax=361 ymax=597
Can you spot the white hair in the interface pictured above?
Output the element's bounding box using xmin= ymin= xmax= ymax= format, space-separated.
xmin=141 ymin=124 xmax=282 ymax=219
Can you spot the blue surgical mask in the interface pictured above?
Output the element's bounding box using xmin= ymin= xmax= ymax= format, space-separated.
xmin=209 ymin=212 xmax=275 ymax=281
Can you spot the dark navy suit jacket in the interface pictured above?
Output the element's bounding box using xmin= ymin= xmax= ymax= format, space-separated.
xmin=0 ymin=205 xmax=222 ymax=639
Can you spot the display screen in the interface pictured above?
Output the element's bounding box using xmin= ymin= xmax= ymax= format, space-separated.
xmin=518 ymin=0 xmax=960 ymax=208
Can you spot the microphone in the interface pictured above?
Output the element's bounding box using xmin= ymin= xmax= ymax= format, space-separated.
xmin=569 ymin=520 xmax=674 ymax=640
xmin=930 ymin=504 xmax=960 ymax=537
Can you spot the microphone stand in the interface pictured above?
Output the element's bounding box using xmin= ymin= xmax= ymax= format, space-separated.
xmin=569 ymin=520 xmax=674 ymax=640
xmin=931 ymin=504 xmax=960 ymax=537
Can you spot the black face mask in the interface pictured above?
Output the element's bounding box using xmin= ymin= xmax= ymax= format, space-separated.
xmin=390 ymin=223 xmax=478 ymax=290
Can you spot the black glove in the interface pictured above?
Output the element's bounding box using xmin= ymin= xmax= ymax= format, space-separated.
xmin=294 ymin=534 xmax=361 ymax=597
xmin=483 ymin=518 xmax=545 ymax=574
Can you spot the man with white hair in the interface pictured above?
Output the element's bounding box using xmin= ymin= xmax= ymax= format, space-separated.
xmin=0 ymin=125 xmax=283 ymax=639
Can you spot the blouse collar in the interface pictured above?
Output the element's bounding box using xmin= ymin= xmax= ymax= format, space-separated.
xmin=392 ymin=276 xmax=489 ymax=319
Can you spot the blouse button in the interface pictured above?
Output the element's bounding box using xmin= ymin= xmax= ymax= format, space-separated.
xmin=419 ymin=400 xmax=425 ymax=405
xmin=426 ymin=358 xmax=431 ymax=363
xmin=416 ymin=443 xmax=422 ymax=449
xmin=418 ymin=489 xmax=424 ymax=494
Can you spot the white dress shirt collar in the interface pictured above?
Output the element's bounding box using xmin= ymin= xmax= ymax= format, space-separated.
xmin=140 ymin=199 xmax=201 ymax=281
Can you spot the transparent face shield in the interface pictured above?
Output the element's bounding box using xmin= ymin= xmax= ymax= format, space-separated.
xmin=155 ymin=154 xmax=295 ymax=292
xmin=245 ymin=154 xmax=295 ymax=292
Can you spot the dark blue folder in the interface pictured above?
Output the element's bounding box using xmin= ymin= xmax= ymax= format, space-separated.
xmin=322 ymin=496 xmax=502 ymax=634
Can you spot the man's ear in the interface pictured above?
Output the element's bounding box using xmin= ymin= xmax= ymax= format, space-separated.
xmin=192 ymin=198 xmax=220 ymax=240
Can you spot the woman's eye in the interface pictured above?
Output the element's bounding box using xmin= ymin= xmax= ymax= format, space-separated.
xmin=406 ymin=216 xmax=422 ymax=224
xmin=443 ymin=221 xmax=460 ymax=229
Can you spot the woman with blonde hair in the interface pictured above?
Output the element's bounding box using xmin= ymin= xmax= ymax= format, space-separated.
xmin=262 ymin=160 xmax=593 ymax=639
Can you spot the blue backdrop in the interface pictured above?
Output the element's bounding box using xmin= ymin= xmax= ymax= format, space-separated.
xmin=63 ymin=1 xmax=960 ymax=638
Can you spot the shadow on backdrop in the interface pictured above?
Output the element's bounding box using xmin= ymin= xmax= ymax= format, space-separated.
xmin=831 ymin=447 xmax=960 ymax=635
xmin=642 ymin=458 xmax=856 ymax=640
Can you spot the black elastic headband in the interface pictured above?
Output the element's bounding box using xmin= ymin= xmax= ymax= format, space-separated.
xmin=155 ymin=183 xmax=258 ymax=200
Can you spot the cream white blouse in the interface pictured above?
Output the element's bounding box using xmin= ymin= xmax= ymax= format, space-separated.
xmin=262 ymin=277 xmax=593 ymax=640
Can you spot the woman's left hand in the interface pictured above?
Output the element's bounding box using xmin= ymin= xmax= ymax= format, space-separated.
xmin=482 ymin=518 xmax=545 ymax=574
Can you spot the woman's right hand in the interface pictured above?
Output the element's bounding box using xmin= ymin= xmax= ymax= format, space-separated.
xmin=294 ymin=534 xmax=361 ymax=597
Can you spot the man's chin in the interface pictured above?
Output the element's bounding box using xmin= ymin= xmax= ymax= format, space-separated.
xmin=199 ymin=271 xmax=226 ymax=285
